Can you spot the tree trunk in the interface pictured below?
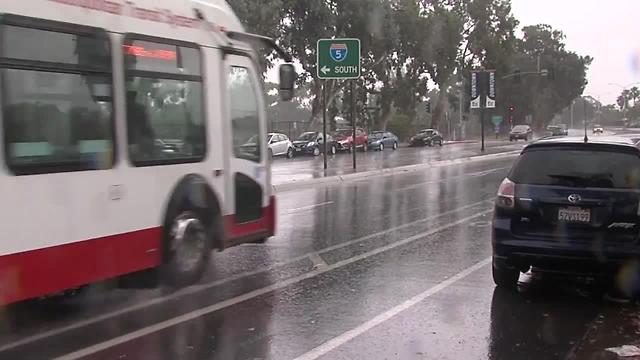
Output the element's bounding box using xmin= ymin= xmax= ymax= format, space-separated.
xmin=307 ymin=80 xmax=323 ymax=130
xmin=307 ymin=80 xmax=342 ymax=131
xmin=380 ymin=106 xmax=393 ymax=131
xmin=431 ymin=89 xmax=448 ymax=130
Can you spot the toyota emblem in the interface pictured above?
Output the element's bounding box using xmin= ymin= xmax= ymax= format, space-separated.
xmin=567 ymin=194 xmax=581 ymax=203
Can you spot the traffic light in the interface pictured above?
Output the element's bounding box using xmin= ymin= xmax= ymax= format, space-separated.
xmin=425 ymin=101 xmax=431 ymax=113
xmin=508 ymin=104 xmax=515 ymax=113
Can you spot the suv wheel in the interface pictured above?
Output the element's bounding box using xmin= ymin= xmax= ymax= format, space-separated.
xmin=379 ymin=143 xmax=384 ymax=151
xmin=393 ymin=142 xmax=398 ymax=150
xmin=492 ymin=263 xmax=519 ymax=289
xmin=286 ymin=147 xmax=294 ymax=159
xmin=313 ymin=147 xmax=320 ymax=156
xmin=330 ymin=145 xmax=337 ymax=155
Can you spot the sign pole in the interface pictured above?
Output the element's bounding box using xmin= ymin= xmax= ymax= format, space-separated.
xmin=351 ymin=80 xmax=356 ymax=170
xmin=316 ymin=37 xmax=361 ymax=168
xmin=322 ymin=82 xmax=328 ymax=170
xmin=481 ymin=100 xmax=485 ymax=151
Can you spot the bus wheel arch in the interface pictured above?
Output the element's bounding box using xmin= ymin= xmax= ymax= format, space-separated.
xmin=160 ymin=174 xmax=223 ymax=287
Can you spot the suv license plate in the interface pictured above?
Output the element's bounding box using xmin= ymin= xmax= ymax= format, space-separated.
xmin=558 ymin=207 xmax=591 ymax=223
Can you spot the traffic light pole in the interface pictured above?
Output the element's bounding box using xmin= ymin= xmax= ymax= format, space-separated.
xmin=480 ymin=97 xmax=485 ymax=151
xmin=480 ymin=73 xmax=487 ymax=152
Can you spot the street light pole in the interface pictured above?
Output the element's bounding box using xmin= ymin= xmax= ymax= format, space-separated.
xmin=459 ymin=87 xmax=463 ymax=140
xmin=570 ymin=99 xmax=575 ymax=129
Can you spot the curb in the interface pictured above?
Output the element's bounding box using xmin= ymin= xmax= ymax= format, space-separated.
xmin=273 ymin=150 xmax=521 ymax=192
xmin=444 ymin=140 xmax=479 ymax=145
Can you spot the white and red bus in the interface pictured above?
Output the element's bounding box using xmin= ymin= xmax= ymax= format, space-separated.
xmin=0 ymin=0 xmax=295 ymax=304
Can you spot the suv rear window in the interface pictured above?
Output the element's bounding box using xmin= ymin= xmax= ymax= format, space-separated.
xmin=510 ymin=148 xmax=640 ymax=189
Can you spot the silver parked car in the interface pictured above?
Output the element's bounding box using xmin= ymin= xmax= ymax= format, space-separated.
xmin=268 ymin=132 xmax=294 ymax=158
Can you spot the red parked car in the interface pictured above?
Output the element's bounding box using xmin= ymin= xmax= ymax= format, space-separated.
xmin=333 ymin=128 xmax=369 ymax=152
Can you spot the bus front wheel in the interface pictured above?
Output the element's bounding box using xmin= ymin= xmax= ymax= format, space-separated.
xmin=162 ymin=211 xmax=211 ymax=288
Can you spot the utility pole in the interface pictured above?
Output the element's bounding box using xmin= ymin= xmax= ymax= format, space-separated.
xmin=459 ymin=87 xmax=463 ymax=140
xmin=570 ymin=99 xmax=575 ymax=129
xmin=583 ymin=98 xmax=588 ymax=143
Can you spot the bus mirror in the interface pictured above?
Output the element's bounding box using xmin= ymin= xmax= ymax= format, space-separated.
xmin=279 ymin=63 xmax=296 ymax=101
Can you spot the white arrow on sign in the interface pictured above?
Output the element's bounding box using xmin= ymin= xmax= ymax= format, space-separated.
xmin=320 ymin=66 xmax=330 ymax=75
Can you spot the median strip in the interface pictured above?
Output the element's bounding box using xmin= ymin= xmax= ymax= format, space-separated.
xmin=274 ymin=150 xmax=521 ymax=192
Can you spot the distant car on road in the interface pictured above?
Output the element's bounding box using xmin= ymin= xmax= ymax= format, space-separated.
xmin=546 ymin=124 xmax=568 ymax=136
xmin=593 ymin=124 xmax=604 ymax=134
xmin=492 ymin=136 xmax=640 ymax=289
xmin=367 ymin=131 xmax=399 ymax=151
xmin=333 ymin=128 xmax=368 ymax=152
xmin=292 ymin=131 xmax=337 ymax=156
xmin=509 ymin=125 xmax=532 ymax=141
xmin=409 ymin=129 xmax=443 ymax=147
xmin=267 ymin=132 xmax=294 ymax=158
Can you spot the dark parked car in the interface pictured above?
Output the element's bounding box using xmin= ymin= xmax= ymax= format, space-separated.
xmin=333 ymin=128 xmax=368 ymax=152
xmin=509 ymin=125 xmax=533 ymax=141
xmin=492 ymin=136 xmax=640 ymax=289
xmin=409 ymin=129 xmax=443 ymax=147
xmin=292 ymin=131 xmax=337 ymax=156
xmin=367 ymin=131 xmax=399 ymax=151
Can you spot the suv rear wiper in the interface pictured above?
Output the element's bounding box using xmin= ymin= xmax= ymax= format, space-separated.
xmin=547 ymin=173 xmax=613 ymax=188
xmin=546 ymin=174 xmax=589 ymax=187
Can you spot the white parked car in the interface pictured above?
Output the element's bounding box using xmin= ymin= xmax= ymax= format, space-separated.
xmin=268 ymin=132 xmax=295 ymax=158
xmin=593 ymin=125 xmax=604 ymax=134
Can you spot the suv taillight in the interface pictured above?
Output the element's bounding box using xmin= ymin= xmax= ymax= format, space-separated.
xmin=496 ymin=178 xmax=515 ymax=208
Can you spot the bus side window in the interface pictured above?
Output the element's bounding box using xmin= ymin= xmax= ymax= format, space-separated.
xmin=228 ymin=66 xmax=260 ymax=162
xmin=1 ymin=22 xmax=114 ymax=175
xmin=123 ymin=36 xmax=205 ymax=166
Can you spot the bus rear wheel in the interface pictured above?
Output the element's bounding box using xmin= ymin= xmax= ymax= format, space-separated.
xmin=162 ymin=211 xmax=211 ymax=288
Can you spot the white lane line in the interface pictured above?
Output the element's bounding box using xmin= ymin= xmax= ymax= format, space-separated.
xmin=54 ymin=210 xmax=493 ymax=360
xmin=392 ymin=167 xmax=509 ymax=193
xmin=0 ymin=200 xmax=492 ymax=353
xmin=293 ymin=257 xmax=492 ymax=360
xmin=283 ymin=201 xmax=334 ymax=215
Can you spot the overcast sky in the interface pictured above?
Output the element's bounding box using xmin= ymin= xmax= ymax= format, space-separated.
xmin=511 ymin=0 xmax=640 ymax=104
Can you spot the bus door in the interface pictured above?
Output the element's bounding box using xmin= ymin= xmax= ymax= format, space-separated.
xmin=223 ymin=54 xmax=268 ymax=233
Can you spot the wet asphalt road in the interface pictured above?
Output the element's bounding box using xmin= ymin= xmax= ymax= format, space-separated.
xmin=1 ymin=148 xmax=639 ymax=359
xmin=271 ymin=140 xmax=524 ymax=184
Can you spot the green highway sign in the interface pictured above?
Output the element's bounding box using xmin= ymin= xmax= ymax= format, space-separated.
xmin=317 ymin=38 xmax=361 ymax=79
xmin=491 ymin=115 xmax=503 ymax=126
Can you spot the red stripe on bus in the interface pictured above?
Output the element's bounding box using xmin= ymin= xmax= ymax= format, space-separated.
xmin=0 ymin=228 xmax=162 ymax=305
xmin=0 ymin=198 xmax=276 ymax=305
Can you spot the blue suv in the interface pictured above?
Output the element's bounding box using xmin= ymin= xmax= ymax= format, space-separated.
xmin=492 ymin=136 xmax=640 ymax=289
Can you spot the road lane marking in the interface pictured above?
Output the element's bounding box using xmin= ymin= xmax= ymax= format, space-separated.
xmin=308 ymin=253 xmax=328 ymax=270
xmin=293 ymin=257 xmax=492 ymax=360
xmin=283 ymin=201 xmax=334 ymax=215
xmin=392 ymin=167 xmax=509 ymax=193
xmin=0 ymin=199 xmax=494 ymax=353
xmin=53 ymin=210 xmax=494 ymax=360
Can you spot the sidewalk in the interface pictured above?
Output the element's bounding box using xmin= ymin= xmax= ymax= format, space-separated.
xmin=273 ymin=149 xmax=520 ymax=192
